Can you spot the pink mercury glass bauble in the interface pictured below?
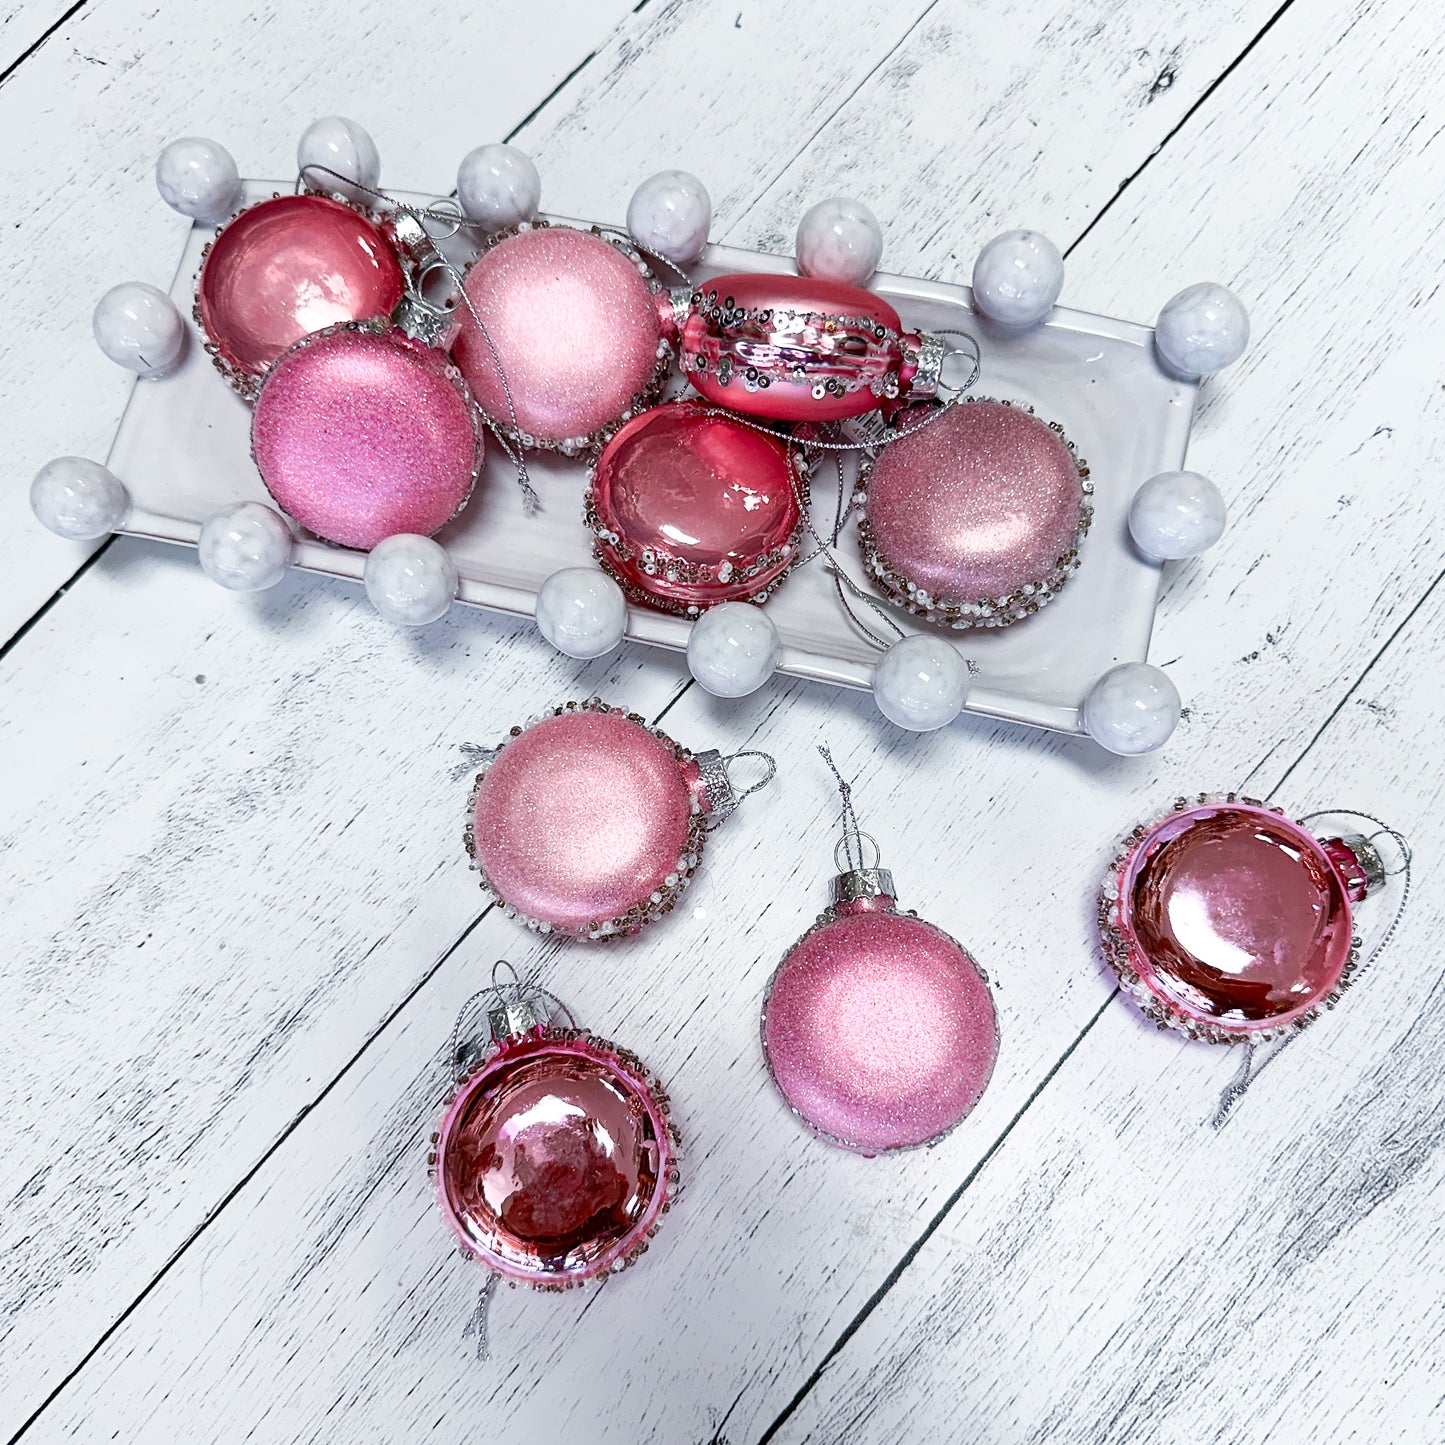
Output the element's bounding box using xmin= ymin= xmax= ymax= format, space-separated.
xmin=1099 ymin=795 xmax=1382 ymax=1041
xmin=433 ymin=1028 xmax=676 ymax=1288
xmin=859 ymin=399 xmax=1092 ymax=629
xmin=251 ymin=320 xmax=482 ymax=551
xmin=586 ymin=400 xmax=806 ymax=615
xmin=196 ymin=193 xmax=406 ymax=397
xmin=451 ymin=225 xmax=668 ymax=452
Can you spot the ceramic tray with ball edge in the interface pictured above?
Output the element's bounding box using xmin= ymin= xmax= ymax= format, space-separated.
xmin=105 ymin=181 xmax=1200 ymax=739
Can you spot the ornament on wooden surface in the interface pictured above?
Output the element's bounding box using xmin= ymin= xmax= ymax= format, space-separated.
xmin=93 ymin=281 xmax=187 ymax=378
xmin=197 ymin=500 xmax=294 ymax=591
xmin=1128 ymin=469 xmax=1227 ymax=560
xmin=627 ymin=169 xmax=711 ymax=266
xmin=1154 ymin=281 xmax=1249 ymax=377
xmin=795 ymin=197 xmax=883 ymax=287
xmin=535 ymin=566 xmax=628 ymax=659
xmin=970 ymin=229 xmax=1064 ymax=327
xmin=871 ymin=633 xmax=971 ymax=732
xmin=457 ymin=143 xmax=541 ymax=231
xmin=463 ymin=698 xmax=775 ymax=940
xmin=686 ymin=601 xmax=782 ymax=698
xmin=155 ymin=136 xmax=243 ymax=224
xmin=586 ymin=400 xmax=808 ymax=616
xmin=296 ymin=115 xmax=380 ymax=205
xmin=1082 ymin=661 xmax=1181 ymax=755
xmin=761 ymin=748 xmax=998 ymax=1155
xmin=30 ymin=457 xmax=130 ymax=540
xmin=364 ymin=532 xmax=458 ymax=625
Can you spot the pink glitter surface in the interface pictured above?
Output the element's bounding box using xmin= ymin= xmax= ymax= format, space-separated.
xmin=452 ymin=227 xmax=662 ymax=444
xmin=762 ymin=906 xmax=998 ymax=1154
xmin=251 ymin=324 xmax=481 ymax=551
xmin=865 ymin=400 xmax=1084 ymax=601
xmin=197 ymin=194 xmax=405 ymax=378
xmin=470 ymin=710 xmax=695 ymax=936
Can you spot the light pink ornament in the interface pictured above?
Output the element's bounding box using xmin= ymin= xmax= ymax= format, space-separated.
xmin=586 ymin=400 xmax=808 ymax=616
xmin=464 ymin=699 xmax=774 ymax=940
xmin=451 ymin=224 xmax=671 ymax=454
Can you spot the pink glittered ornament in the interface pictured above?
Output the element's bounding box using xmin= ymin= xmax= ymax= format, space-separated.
xmin=196 ymin=193 xmax=406 ymax=398
xmin=761 ymin=751 xmax=998 ymax=1155
xmin=251 ymin=319 xmax=483 ymax=551
xmin=465 ymin=699 xmax=774 ymax=940
xmin=451 ymin=224 xmax=671 ymax=454
xmin=1099 ymin=793 xmax=1393 ymax=1042
xmin=859 ymin=399 xmax=1092 ymax=628
xmin=586 ymin=400 xmax=808 ymax=615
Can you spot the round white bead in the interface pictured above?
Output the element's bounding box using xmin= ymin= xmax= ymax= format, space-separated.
xmin=198 ymin=501 xmax=294 ymax=591
xmin=1155 ymin=282 xmax=1249 ymax=376
xmin=971 ymin=229 xmax=1064 ymax=327
xmin=686 ymin=602 xmax=781 ymax=697
xmin=872 ymin=633 xmax=970 ymax=731
xmin=92 ymin=282 xmax=187 ymax=377
xmin=626 ymin=170 xmax=711 ymax=266
xmin=155 ymin=137 xmax=243 ymax=224
xmin=297 ymin=116 xmax=380 ymax=203
xmin=30 ymin=457 xmax=129 ymax=539
xmin=457 ymin=143 xmax=541 ymax=231
xmin=364 ymin=534 xmax=457 ymax=626
xmin=1083 ymin=663 xmax=1181 ymax=755
xmin=1128 ymin=471 xmax=1227 ymax=560
xmin=535 ymin=566 xmax=627 ymax=659
xmin=795 ymin=197 xmax=883 ymax=286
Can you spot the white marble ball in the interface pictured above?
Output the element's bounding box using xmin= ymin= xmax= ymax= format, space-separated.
xmin=297 ymin=116 xmax=380 ymax=203
xmin=30 ymin=457 xmax=129 ymax=540
xmin=155 ymin=137 xmax=243 ymax=224
xmin=457 ymin=143 xmax=542 ymax=231
xmin=364 ymin=534 xmax=457 ymax=626
xmin=687 ymin=602 xmax=781 ymax=698
xmin=92 ymin=282 xmax=187 ymax=377
xmin=795 ymin=197 xmax=883 ymax=286
xmin=1083 ymin=662 xmax=1181 ymax=755
xmin=971 ymin=229 xmax=1064 ymax=327
xmin=872 ymin=633 xmax=971 ymax=732
xmin=1155 ymin=282 xmax=1249 ymax=376
xmin=198 ymin=501 xmax=294 ymax=591
xmin=535 ymin=566 xmax=628 ymax=659
xmin=1128 ymin=471 xmax=1227 ymax=560
xmin=627 ymin=170 xmax=712 ymax=266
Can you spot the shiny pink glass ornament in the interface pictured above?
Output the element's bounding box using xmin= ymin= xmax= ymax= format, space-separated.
xmin=1100 ymin=795 xmax=1387 ymax=1041
xmin=586 ymin=400 xmax=807 ymax=614
xmin=859 ymin=399 xmax=1092 ymax=628
xmin=451 ymin=225 xmax=668 ymax=452
xmin=670 ymin=272 xmax=943 ymax=422
xmin=197 ymin=194 xmax=406 ymax=396
xmin=251 ymin=321 xmax=483 ymax=551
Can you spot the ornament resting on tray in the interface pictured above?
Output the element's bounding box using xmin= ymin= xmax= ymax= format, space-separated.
xmin=586 ymin=400 xmax=808 ymax=616
xmin=761 ymin=749 xmax=998 ymax=1154
xmin=465 ymin=699 xmax=775 ymax=940
xmin=431 ymin=962 xmax=679 ymax=1295
xmin=857 ymin=398 xmax=1092 ymax=629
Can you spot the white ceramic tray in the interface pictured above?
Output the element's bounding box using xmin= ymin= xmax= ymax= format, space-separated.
xmin=109 ymin=183 xmax=1198 ymax=736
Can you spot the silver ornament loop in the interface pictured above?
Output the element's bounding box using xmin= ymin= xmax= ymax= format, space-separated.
xmin=448 ymin=961 xmax=579 ymax=1077
xmin=695 ymin=747 xmax=776 ymax=827
xmin=833 ymin=831 xmax=882 ymax=874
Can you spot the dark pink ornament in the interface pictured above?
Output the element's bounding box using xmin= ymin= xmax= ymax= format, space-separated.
xmin=1100 ymin=793 xmax=1392 ymax=1041
xmin=585 ymin=400 xmax=808 ymax=615
xmin=196 ymin=193 xmax=406 ymax=398
xmin=465 ymin=699 xmax=774 ymax=940
xmin=251 ymin=319 xmax=483 ymax=551
xmin=451 ymin=224 xmax=671 ymax=454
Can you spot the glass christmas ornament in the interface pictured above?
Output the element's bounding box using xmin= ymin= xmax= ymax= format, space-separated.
xmin=196 ymin=192 xmax=407 ymax=399
xmin=585 ymin=400 xmax=809 ymax=616
xmin=465 ymin=699 xmax=775 ymax=941
xmin=431 ymin=963 xmax=679 ymax=1292
xmin=760 ymin=750 xmax=998 ymax=1155
xmin=451 ymin=222 xmax=672 ymax=455
xmin=1099 ymin=793 xmax=1396 ymax=1042
xmin=857 ymin=398 xmax=1092 ymax=629
xmin=668 ymin=273 xmax=947 ymax=423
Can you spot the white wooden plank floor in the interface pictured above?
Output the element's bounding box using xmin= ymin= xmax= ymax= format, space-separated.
xmin=2 ymin=2 xmax=1441 ymax=1442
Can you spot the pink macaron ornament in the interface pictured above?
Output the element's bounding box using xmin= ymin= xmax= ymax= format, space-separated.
xmin=761 ymin=749 xmax=999 ymax=1156
xmin=464 ymin=699 xmax=776 ymax=941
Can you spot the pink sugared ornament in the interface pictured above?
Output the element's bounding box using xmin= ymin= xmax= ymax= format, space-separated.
xmin=251 ymin=318 xmax=483 ymax=551
xmin=431 ymin=965 xmax=678 ymax=1290
xmin=1099 ymin=793 xmax=1393 ymax=1042
xmin=464 ymin=699 xmax=774 ymax=940
xmin=761 ymin=751 xmax=998 ymax=1155
xmin=669 ymin=272 xmax=945 ymax=423
xmin=585 ymin=400 xmax=808 ymax=616
xmin=858 ymin=399 xmax=1092 ymax=629
xmin=196 ymin=193 xmax=406 ymax=399
xmin=451 ymin=223 xmax=671 ymax=454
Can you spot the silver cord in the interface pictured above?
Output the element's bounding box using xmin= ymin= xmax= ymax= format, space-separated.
xmin=722 ymin=749 xmax=777 ymax=802
xmin=448 ymin=959 xmax=578 ymax=1075
xmin=462 ymin=1273 xmax=499 ymax=1362
xmin=817 ymin=745 xmax=866 ymax=873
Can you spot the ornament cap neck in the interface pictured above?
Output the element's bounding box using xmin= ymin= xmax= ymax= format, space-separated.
xmin=831 ymin=867 xmax=897 ymax=907
xmin=691 ymin=747 xmax=776 ymax=824
xmin=392 ymin=291 xmax=457 ymax=349
xmin=1324 ymin=832 xmax=1388 ymax=903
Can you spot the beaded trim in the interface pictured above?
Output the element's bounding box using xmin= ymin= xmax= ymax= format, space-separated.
xmin=855 ymin=397 xmax=1095 ymax=629
xmin=1097 ymin=790 xmax=1362 ymax=1045
xmin=463 ymin=698 xmax=710 ymax=941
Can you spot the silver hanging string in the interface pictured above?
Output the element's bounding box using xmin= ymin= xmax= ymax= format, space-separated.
xmin=451 ymin=740 xmax=499 ymax=782
xmin=462 ymin=1272 xmax=499 ymax=1363
xmin=817 ymin=745 xmax=867 ymax=873
xmin=723 ymin=749 xmax=777 ymax=802
xmin=448 ymin=960 xmax=579 ymax=1077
